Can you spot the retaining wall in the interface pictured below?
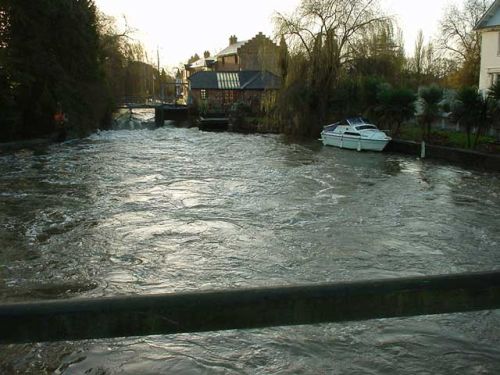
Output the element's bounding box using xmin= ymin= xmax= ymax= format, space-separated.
xmin=386 ymin=139 xmax=500 ymax=172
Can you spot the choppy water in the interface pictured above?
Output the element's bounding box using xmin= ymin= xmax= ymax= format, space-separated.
xmin=1 ymin=112 xmax=500 ymax=374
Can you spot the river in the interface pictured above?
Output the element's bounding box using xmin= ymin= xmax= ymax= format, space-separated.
xmin=1 ymin=113 xmax=499 ymax=374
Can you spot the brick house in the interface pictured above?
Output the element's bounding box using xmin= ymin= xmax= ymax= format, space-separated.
xmin=185 ymin=33 xmax=280 ymax=76
xmin=184 ymin=32 xmax=282 ymax=112
xmin=189 ymin=71 xmax=281 ymax=113
xmin=214 ymin=33 xmax=280 ymax=75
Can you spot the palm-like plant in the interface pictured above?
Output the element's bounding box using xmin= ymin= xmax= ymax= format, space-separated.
xmin=489 ymin=81 xmax=500 ymax=99
xmin=488 ymin=82 xmax=500 ymax=124
xmin=376 ymin=86 xmax=416 ymax=136
xmin=417 ymin=85 xmax=443 ymax=141
xmin=451 ymin=86 xmax=490 ymax=149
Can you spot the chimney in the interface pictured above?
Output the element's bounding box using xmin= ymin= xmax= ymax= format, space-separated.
xmin=229 ymin=35 xmax=238 ymax=45
xmin=204 ymin=50 xmax=210 ymax=58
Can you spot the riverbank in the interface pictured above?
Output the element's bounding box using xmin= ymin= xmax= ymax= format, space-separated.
xmin=386 ymin=139 xmax=500 ymax=172
xmin=3 ymin=123 xmax=499 ymax=173
xmin=0 ymin=138 xmax=53 ymax=154
xmin=205 ymin=118 xmax=500 ymax=172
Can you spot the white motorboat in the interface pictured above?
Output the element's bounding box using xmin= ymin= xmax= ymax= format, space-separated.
xmin=321 ymin=117 xmax=391 ymax=152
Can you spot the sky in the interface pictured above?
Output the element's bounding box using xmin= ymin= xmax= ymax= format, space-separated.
xmin=94 ymin=0 xmax=461 ymax=73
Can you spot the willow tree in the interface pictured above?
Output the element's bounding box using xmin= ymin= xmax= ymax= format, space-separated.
xmin=349 ymin=20 xmax=405 ymax=85
xmin=273 ymin=0 xmax=387 ymax=135
xmin=278 ymin=35 xmax=289 ymax=82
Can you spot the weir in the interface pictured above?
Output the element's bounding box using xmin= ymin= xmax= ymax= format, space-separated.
xmin=154 ymin=104 xmax=189 ymax=125
xmin=1 ymin=271 xmax=499 ymax=344
xmin=114 ymin=98 xmax=189 ymax=125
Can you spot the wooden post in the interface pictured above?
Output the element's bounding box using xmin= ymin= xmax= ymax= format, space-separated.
xmin=421 ymin=141 xmax=426 ymax=158
xmin=155 ymin=107 xmax=164 ymax=126
xmin=1 ymin=271 xmax=499 ymax=344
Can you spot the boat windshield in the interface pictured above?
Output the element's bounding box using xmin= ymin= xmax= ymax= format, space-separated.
xmin=356 ymin=125 xmax=377 ymax=130
xmin=346 ymin=117 xmax=368 ymax=126
xmin=323 ymin=124 xmax=338 ymax=132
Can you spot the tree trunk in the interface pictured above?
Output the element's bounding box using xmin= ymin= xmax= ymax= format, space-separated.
xmin=473 ymin=124 xmax=482 ymax=149
xmin=394 ymin=121 xmax=401 ymax=137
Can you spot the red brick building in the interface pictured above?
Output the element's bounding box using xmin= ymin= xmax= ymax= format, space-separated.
xmin=213 ymin=33 xmax=280 ymax=75
xmin=183 ymin=33 xmax=282 ymax=112
xmin=189 ymin=71 xmax=281 ymax=113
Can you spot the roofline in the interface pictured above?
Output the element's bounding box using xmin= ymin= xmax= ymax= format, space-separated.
xmin=188 ymin=70 xmax=281 ymax=90
xmin=217 ymin=52 xmax=238 ymax=57
xmin=187 ymin=70 xmax=280 ymax=78
xmin=474 ymin=0 xmax=500 ymax=30
xmin=190 ymin=87 xmax=278 ymax=91
xmin=215 ymin=40 xmax=249 ymax=58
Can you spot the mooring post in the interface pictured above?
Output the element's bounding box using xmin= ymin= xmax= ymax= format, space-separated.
xmin=421 ymin=141 xmax=426 ymax=158
xmin=1 ymin=271 xmax=499 ymax=344
xmin=155 ymin=106 xmax=164 ymax=126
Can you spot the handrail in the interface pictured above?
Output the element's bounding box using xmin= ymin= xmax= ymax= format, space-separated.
xmin=1 ymin=271 xmax=499 ymax=344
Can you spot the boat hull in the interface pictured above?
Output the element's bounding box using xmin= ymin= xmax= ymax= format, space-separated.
xmin=321 ymin=133 xmax=390 ymax=152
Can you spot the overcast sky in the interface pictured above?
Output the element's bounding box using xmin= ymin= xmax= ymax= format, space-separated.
xmin=94 ymin=0 xmax=461 ymax=73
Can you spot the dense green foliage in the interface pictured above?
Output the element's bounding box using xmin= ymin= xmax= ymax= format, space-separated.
xmin=450 ymin=86 xmax=491 ymax=148
xmin=375 ymin=86 xmax=416 ymax=136
xmin=0 ymin=0 xmax=173 ymax=142
xmin=417 ymin=85 xmax=444 ymax=141
xmin=0 ymin=0 xmax=110 ymax=140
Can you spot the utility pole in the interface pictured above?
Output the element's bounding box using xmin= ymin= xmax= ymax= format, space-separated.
xmin=157 ymin=47 xmax=162 ymax=103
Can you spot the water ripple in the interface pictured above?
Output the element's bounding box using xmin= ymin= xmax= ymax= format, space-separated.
xmin=0 ymin=120 xmax=499 ymax=373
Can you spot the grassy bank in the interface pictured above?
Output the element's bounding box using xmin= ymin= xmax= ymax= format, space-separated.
xmin=397 ymin=125 xmax=499 ymax=153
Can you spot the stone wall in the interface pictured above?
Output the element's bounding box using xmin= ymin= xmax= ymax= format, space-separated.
xmin=386 ymin=139 xmax=500 ymax=171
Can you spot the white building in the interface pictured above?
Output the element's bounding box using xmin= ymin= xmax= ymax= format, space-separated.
xmin=475 ymin=0 xmax=500 ymax=93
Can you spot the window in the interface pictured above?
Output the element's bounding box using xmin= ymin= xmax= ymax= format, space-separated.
xmin=490 ymin=73 xmax=500 ymax=87
xmin=224 ymin=90 xmax=234 ymax=103
xmin=356 ymin=125 xmax=377 ymax=131
xmin=498 ymin=32 xmax=500 ymax=56
xmin=201 ymin=89 xmax=207 ymax=100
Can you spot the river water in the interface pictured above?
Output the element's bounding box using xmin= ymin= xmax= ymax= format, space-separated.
xmin=1 ymin=112 xmax=500 ymax=374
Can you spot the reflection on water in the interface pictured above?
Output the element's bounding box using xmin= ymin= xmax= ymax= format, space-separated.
xmin=1 ymin=115 xmax=499 ymax=373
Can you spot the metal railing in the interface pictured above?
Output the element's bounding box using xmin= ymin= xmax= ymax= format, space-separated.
xmin=1 ymin=271 xmax=499 ymax=344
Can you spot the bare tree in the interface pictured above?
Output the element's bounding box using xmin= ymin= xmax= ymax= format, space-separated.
xmin=439 ymin=0 xmax=488 ymax=60
xmin=413 ymin=30 xmax=425 ymax=78
xmin=438 ymin=0 xmax=490 ymax=85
